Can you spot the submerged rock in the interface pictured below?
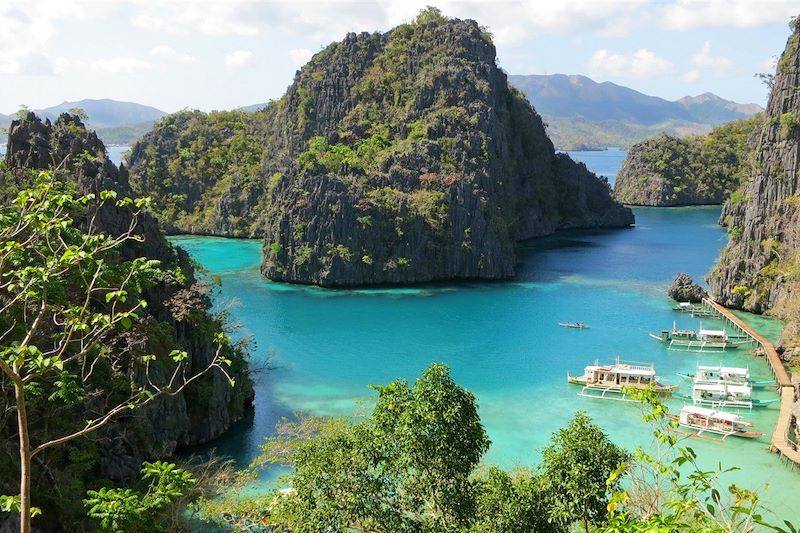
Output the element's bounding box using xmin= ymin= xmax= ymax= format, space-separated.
xmin=668 ymin=272 xmax=708 ymax=303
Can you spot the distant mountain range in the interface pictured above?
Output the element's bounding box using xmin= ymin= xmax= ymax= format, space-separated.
xmin=1 ymin=99 xmax=167 ymax=146
xmin=508 ymin=74 xmax=763 ymax=149
xmin=1 ymin=81 xmax=763 ymax=151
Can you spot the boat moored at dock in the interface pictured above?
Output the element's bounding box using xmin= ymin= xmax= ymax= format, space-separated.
xmin=648 ymin=322 xmax=750 ymax=352
xmin=680 ymin=382 xmax=779 ymax=409
xmin=677 ymin=365 xmax=774 ymax=388
xmin=568 ymin=358 xmax=677 ymax=401
xmin=670 ymin=405 xmax=763 ymax=440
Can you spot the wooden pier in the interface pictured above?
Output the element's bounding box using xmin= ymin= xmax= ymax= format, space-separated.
xmin=701 ymin=298 xmax=800 ymax=466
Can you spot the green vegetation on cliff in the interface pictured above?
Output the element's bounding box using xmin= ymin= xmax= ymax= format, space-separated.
xmin=708 ymin=17 xmax=800 ymax=366
xmin=128 ymin=8 xmax=633 ymax=287
xmin=1 ymin=113 xmax=252 ymax=529
xmin=614 ymin=115 xmax=761 ymax=206
xmin=128 ymin=110 xmax=269 ymax=236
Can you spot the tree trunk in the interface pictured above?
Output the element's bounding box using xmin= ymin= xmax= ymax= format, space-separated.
xmin=15 ymin=380 xmax=32 ymax=533
xmin=583 ymin=501 xmax=590 ymax=533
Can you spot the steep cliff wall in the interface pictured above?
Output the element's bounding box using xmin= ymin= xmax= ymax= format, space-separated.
xmin=614 ymin=117 xmax=758 ymax=206
xmin=1 ymin=113 xmax=254 ymax=527
xmin=128 ymin=12 xmax=633 ymax=287
xmin=260 ymin=17 xmax=632 ymax=287
xmin=127 ymin=110 xmax=270 ymax=237
xmin=708 ymin=20 xmax=800 ymax=355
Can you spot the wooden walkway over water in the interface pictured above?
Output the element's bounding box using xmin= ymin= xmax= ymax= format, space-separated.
xmin=701 ymin=298 xmax=800 ymax=466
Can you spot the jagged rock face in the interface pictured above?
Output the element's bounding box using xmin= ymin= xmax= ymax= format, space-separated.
xmin=614 ymin=122 xmax=754 ymax=206
xmin=259 ymin=17 xmax=633 ymax=286
xmin=126 ymin=16 xmax=633 ymax=287
xmin=2 ymin=114 xmax=253 ymax=480
xmin=708 ymin=21 xmax=800 ymax=315
xmin=127 ymin=110 xmax=270 ymax=237
xmin=668 ymin=272 xmax=708 ymax=303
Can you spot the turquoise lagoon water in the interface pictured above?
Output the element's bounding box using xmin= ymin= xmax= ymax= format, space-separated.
xmin=168 ymin=151 xmax=798 ymax=523
xmin=566 ymin=148 xmax=627 ymax=185
xmin=170 ymin=204 xmax=799 ymax=523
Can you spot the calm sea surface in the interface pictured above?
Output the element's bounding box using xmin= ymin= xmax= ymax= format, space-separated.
xmin=567 ymin=148 xmax=626 ymax=186
xmin=169 ymin=150 xmax=798 ymax=523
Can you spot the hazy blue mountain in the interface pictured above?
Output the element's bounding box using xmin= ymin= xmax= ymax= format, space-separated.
xmin=237 ymin=103 xmax=269 ymax=112
xmin=676 ymin=92 xmax=764 ymax=124
xmin=34 ymin=99 xmax=167 ymax=128
xmin=1 ymin=99 xmax=167 ymax=145
xmin=508 ymin=74 xmax=763 ymax=149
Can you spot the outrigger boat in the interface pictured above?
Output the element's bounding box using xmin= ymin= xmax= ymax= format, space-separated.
xmin=559 ymin=322 xmax=590 ymax=329
xmin=676 ymin=382 xmax=779 ymax=409
xmin=673 ymin=301 xmax=718 ymax=318
xmin=567 ymin=358 xmax=677 ymax=401
xmin=676 ymin=365 xmax=774 ymax=388
xmin=648 ymin=321 xmax=749 ymax=351
xmin=668 ymin=405 xmax=763 ymax=440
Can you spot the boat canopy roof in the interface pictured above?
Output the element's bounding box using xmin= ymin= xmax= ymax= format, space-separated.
xmin=586 ymin=364 xmax=655 ymax=376
xmin=681 ymin=405 xmax=741 ymax=422
xmin=693 ymin=383 xmax=751 ymax=393
xmin=699 ymin=329 xmax=726 ymax=336
xmin=678 ymin=302 xmax=693 ymax=308
xmin=697 ymin=365 xmax=749 ymax=376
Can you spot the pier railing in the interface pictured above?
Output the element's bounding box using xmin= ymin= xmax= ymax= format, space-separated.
xmin=701 ymin=298 xmax=800 ymax=466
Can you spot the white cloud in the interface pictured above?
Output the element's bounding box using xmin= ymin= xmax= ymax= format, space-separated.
xmin=760 ymin=56 xmax=779 ymax=72
xmin=91 ymin=56 xmax=152 ymax=74
xmin=130 ymin=0 xmax=261 ymax=36
xmin=588 ymin=48 xmax=674 ymax=79
xmin=225 ymin=50 xmax=254 ymax=68
xmin=660 ymin=0 xmax=799 ymax=31
xmin=0 ymin=0 xmax=112 ymax=75
xmin=683 ymin=41 xmax=733 ymax=82
xmin=288 ymin=48 xmax=314 ymax=67
xmin=150 ymin=44 xmax=197 ymax=64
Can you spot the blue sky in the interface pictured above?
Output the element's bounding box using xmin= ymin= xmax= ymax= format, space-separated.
xmin=1 ymin=0 xmax=798 ymax=115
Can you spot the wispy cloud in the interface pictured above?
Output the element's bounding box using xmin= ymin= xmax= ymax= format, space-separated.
xmin=288 ymin=48 xmax=313 ymax=67
xmin=91 ymin=56 xmax=152 ymax=74
xmin=225 ymin=49 xmax=254 ymax=68
xmin=683 ymin=41 xmax=733 ymax=82
xmin=588 ymin=48 xmax=674 ymax=79
xmin=150 ymin=44 xmax=197 ymax=64
xmin=659 ymin=0 xmax=798 ymax=31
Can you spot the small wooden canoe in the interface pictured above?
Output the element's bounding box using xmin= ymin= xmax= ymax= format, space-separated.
xmin=559 ymin=322 xmax=590 ymax=329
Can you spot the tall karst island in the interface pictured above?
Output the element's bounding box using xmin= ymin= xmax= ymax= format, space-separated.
xmin=128 ymin=11 xmax=633 ymax=287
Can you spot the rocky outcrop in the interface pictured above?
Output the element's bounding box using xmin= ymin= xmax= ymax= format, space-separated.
xmin=127 ymin=110 xmax=270 ymax=237
xmin=668 ymin=272 xmax=708 ymax=303
xmin=260 ymin=17 xmax=632 ymax=286
xmin=708 ymin=19 xmax=800 ymax=357
xmin=128 ymin=12 xmax=633 ymax=287
xmin=614 ymin=117 xmax=757 ymax=206
xmin=2 ymin=113 xmax=253 ymax=526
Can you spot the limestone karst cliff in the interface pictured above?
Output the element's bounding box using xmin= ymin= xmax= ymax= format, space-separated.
xmin=708 ymin=18 xmax=800 ymax=358
xmin=613 ymin=117 xmax=758 ymax=206
xmin=128 ymin=11 xmax=633 ymax=287
xmin=1 ymin=112 xmax=253 ymax=527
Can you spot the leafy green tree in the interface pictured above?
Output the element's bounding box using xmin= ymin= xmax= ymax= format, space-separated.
xmin=471 ymin=466 xmax=562 ymax=533
xmin=84 ymin=461 xmax=195 ymax=532
xmin=67 ymin=107 xmax=89 ymax=121
xmin=540 ymin=411 xmax=629 ymax=533
xmin=600 ymin=386 xmax=798 ymax=533
xmin=0 ymin=172 xmax=235 ymax=533
xmin=265 ymin=363 xmax=490 ymax=532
